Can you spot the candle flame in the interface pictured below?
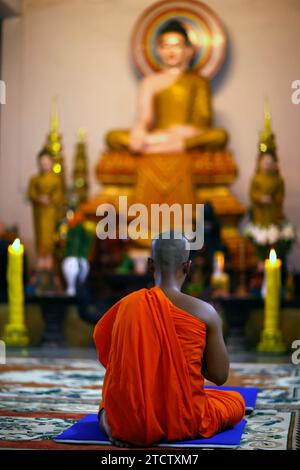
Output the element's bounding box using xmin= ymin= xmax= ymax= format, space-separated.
xmin=11 ymin=238 xmax=21 ymax=252
xmin=269 ymin=248 xmax=277 ymax=264
xmin=215 ymin=251 xmax=224 ymax=272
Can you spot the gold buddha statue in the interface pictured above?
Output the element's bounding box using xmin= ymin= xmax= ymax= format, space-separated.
xmin=83 ymin=19 xmax=250 ymax=270
xmin=105 ymin=20 xmax=228 ymax=154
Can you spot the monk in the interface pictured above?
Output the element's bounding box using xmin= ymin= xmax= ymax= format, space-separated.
xmin=93 ymin=232 xmax=245 ymax=447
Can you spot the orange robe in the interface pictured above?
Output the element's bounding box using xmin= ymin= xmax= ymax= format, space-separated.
xmin=93 ymin=286 xmax=245 ymax=446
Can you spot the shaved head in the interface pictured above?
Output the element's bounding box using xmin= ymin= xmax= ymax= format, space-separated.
xmin=151 ymin=231 xmax=190 ymax=275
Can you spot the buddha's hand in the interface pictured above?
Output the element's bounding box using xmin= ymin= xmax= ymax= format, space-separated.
xmin=260 ymin=194 xmax=272 ymax=205
xmin=169 ymin=125 xmax=203 ymax=138
xmin=38 ymin=194 xmax=51 ymax=205
xmin=129 ymin=128 xmax=147 ymax=153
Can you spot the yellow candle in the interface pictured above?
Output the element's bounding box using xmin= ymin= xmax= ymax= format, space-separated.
xmin=265 ymin=249 xmax=281 ymax=330
xmin=215 ymin=251 xmax=225 ymax=273
xmin=257 ymin=249 xmax=285 ymax=352
xmin=211 ymin=251 xmax=229 ymax=295
xmin=3 ymin=238 xmax=29 ymax=347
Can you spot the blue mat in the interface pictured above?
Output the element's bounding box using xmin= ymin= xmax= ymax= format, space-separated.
xmin=54 ymin=386 xmax=258 ymax=448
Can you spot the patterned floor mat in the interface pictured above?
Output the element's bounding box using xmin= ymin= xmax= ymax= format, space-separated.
xmin=0 ymin=358 xmax=299 ymax=450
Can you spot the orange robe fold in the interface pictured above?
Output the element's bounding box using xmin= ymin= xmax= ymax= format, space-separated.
xmin=93 ymin=286 xmax=245 ymax=446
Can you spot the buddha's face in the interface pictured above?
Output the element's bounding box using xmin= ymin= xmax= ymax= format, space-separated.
xmin=259 ymin=153 xmax=276 ymax=173
xmin=157 ymin=32 xmax=193 ymax=68
xmin=39 ymin=154 xmax=53 ymax=173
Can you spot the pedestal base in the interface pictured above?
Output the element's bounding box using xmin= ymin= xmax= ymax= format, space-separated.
xmin=257 ymin=329 xmax=286 ymax=353
xmin=83 ymin=150 xmax=255 ymax=267
xmin=3 ymin=324 xmax=29 ymax=347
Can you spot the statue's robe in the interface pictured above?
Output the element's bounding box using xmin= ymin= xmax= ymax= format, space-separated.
xmin=106 ymin=71 xmax=228 ymax=151
xmin=27 ymin=172 xmax=64 ymax=256
xmin=94 ymin=286 xmax=245 ymax=446
xmin=250 ymin=171 xmax=284 ymax=226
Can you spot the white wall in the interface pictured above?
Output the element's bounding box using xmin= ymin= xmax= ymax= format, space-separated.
xmin=0 ymin=0 xmax=300 ymax=267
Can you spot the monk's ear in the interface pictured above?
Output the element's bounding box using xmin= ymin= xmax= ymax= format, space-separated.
xmin=182 ymin=259 xmax=192 ymax=275
xmin=147 ymin=257 xmax=155 ymax=274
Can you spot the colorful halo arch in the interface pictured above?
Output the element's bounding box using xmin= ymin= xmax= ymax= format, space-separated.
xmin=130 ymin=0 xmax=227 ymax=79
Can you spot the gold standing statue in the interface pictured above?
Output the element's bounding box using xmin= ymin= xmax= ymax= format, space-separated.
xmin=244 ymin=99 xmax=296 ymax=266
xmin=250 ymin=152 xmax=284 ymax=227
xmin=27 ymin=150 xmax=64 ymax=272
xmin=249 ymin=100 xmax=284 ymax=227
